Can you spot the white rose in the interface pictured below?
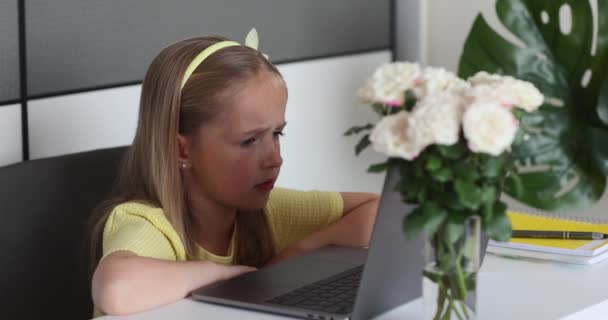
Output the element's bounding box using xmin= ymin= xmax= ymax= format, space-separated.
xmin=507 ymin=80 xmax=544 ymax=112
xmin=410 ymin=92 xmax=465 ymax=146
xmin=357 ymin=62 xmax=422 ymax=105
xmin=369 ymin=111 xmax=429 ymax=160
xmin=418 ymin=66 xmax=470 ymax=98
xmin=468 ymin=85 xmax=513 ymax=107
xmin=468 ymin=71 xmax=544 ymax=112
xmin=468 ymin=71 xmax=505 ymax=86
xmin=462 ymin=100 xmax=518 ymax=156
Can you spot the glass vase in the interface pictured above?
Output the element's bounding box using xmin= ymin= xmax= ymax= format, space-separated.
xmin=422 ymin=215 xmax=481 ymax=320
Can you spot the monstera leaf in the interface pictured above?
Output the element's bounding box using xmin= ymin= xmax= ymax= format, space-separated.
xmin=458 ymin=0 xmax=608 ymax=212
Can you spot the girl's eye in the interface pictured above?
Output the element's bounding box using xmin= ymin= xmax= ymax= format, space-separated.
xmin=241 ymin=131 xmax=284 ymax=147
xmin=242 ymin=137 xmax=256 ymax=146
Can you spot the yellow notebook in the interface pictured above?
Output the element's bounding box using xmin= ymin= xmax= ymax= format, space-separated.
xmin=487 ymin=210 xmax=608 ymax=264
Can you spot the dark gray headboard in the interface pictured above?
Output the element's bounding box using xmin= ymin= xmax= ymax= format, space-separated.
xmin=25 ymin=0 xmax=391 ymax=98
xmin=0 ymin=0 xmax=19 ymax=104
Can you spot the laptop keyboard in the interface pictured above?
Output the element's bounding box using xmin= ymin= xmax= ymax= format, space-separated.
xmin=266 ymin=265 xmax=363 ymax=315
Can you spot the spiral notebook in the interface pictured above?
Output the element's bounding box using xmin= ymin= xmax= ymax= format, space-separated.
xmin=487 ymin=209 xmax=608 ymax=265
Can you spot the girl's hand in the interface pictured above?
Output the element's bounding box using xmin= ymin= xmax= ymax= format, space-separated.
xmin=264 ymin=244 xmax=308 ymax=267
xmin=219 ymin=264 xmax=258 ymax=280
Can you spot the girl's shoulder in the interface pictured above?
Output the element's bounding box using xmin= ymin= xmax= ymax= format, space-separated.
xmin=111 ymin=200 xmax=166 ymax=219
xmin=107 ymin=200 xmax=174 ymax=233
xmin=103 ymin=200 xmax=187 ymax=260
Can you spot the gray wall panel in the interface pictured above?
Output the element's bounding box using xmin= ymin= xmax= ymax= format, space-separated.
xmin=26 ymin=0 xmax=390 ymax=97
xmin=0 ymin=0 xmax=20 ymax=103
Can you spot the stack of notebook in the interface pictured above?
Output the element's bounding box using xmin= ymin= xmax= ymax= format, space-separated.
xmin=487 ymin=210 xmax=608 ymax=264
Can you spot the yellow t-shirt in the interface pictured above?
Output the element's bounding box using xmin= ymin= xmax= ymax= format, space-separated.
xmin=93 ymin=188 xmax=343 ymax=316
xmin=102 ymin=187 xmax=344 ymax=262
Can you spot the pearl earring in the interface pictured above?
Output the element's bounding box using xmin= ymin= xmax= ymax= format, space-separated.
xmin=181 ymin=163 xmax=188 ymax=169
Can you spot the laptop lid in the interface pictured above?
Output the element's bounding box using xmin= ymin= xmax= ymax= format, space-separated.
xmin=349 ymin=166 xmax=425 ymax=320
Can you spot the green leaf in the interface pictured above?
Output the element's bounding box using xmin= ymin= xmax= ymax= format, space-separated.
xmin=597 ymin=75 xmax=608 ymax=126
xmin=439 ymin=193 xmax=466 ymax=211
xmin=413 ymin=156 xmax=425 ymax=176
xmin=355 ymin=134 xmax=371 ymax=156
xmin=504 ymin=173 xmax=524 ymax=198
xmin=485 ymin=201 xmax=512 ymax=242
xmin=402 ymin=208 xmax=425 ymax=239
xmin=404 ymin=89 xmax=417 ymax=111
xmin=454 ymin=179 xmax=483 ymax=210
xmin=445 ymin=211 xmax=467 ymax=244
xmin=367 ymin=161 xmax=389 ymax=173
xmin=420 ymin=203 xmax=448 ymax=236
xmin=402 ymin=204 xmax=447 ymax=239
xmin=371 ymin=104 xmax=386 ymax=116
xmin=425 ymin=155 xmax=442 ymax=171
xmin=586 ymin=126 xmax=608 ymax=176
xmin=482 ymin=155 xmax=506 ymax=178
xmin=464 ymin=272 xmax=477 ymax=292
xmin=512 ymin=108 xmax=526 ymax=121
xmin=480 ymin=185 xmax=498 ymax=204
xmin=422 ymin=269 xmax=441 ymax=283
xmin=398 ymin=177 xmax=420 ymax=202
xmin=512 ymin=127 xmax=526 ymax=145
xmin=430 ymin=167 xmax=453 ymax=183
xmin=416 ymin=187 xmax=428 ymax=203
xmin=437 ymin=143 xmax=467 ymax=160
xmin=458 ymin=0 xmax=608 ymax=211
xmin=453 ymin=160 xmax=480 ymax=182
xmin=482 ymin=201 xmax=494 ymax=221
xmin=343 ymin=123 xmax=374 ymax=136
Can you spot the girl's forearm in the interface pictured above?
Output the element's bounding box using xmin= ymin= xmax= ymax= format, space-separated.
xmin=92 ymin=251 xmax=254 ymax=316
xmin=299 ymin=198 xmax=379 ymax=250
xmin=264 ymin=198 xmax=379 ymax=266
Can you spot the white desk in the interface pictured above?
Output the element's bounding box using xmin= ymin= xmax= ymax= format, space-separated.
xmin=99 ymin=254 xmax=608 ymax=320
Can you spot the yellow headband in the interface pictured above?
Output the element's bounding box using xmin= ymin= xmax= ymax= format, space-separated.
xmin=180 ymin=28 xmax=261 ymax=90
xmin=180 ymin=41 xmax=240 ymax=89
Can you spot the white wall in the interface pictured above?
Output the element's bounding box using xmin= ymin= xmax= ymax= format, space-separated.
xmin=0 ymin=104 xmax=22 ymax=166
xmin=422 ymin=0 xmax=597 ymax=72
xmin=394 ymin=0 xmax=608 ymax=217
xmin=28 ymin=85 xmax=141 ymax=160
xmin=424 ymin=0 xmax=497 ymax=71
xmin=276 ymin=51 xmax=389 ymax=193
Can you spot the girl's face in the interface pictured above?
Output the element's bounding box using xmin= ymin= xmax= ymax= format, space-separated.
xmin=180 ymin=70 xmax=287 ymax=211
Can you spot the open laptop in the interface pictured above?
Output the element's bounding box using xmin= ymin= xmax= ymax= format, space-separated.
xmin=192 ymin=168 xmax=488 ymax=320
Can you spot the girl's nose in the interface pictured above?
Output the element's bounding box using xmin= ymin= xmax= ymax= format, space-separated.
xmin=264 ymin=140 xmax=283 ymax=169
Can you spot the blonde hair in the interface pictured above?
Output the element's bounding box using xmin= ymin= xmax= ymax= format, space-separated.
xmin=88 ymin=36 xmax=284 ymax=275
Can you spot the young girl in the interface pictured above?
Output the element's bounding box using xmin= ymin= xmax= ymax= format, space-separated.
xmin=89 ymin=31 xmax=380 ymax=317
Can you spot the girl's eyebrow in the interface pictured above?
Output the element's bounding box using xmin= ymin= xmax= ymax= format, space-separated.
xmin=241 ymin=121 xmax=287 ymax=136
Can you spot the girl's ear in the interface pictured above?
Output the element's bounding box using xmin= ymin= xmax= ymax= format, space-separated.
xmin=177 ymin=134 xmax=191 ymax=163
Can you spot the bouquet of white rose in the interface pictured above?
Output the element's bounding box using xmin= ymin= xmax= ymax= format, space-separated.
xmin=345 ymin=62 xmax=543 ymax=319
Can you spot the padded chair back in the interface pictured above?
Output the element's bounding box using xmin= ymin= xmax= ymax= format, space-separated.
xmin=0 ymin=146 xmax=128 ymax=319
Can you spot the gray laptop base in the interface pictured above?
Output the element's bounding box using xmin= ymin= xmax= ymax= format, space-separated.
xmin=193 ymin=246 xmax=366 ymax=319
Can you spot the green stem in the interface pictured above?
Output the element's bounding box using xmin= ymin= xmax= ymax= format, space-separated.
xmin=434 ymin=280 xmax=447 ymax=320
xmin=458 ymin=300 xmax=471 ymax=320
xmin=446 ymin=276 xmax=466 ymax=320
xmin=441 ymin=293 xmax=454 ymax=320
xmin=448 ymin=241 xmax=469 ymax=302
xmin=442 ymin=289 xmax=465 ymax=320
